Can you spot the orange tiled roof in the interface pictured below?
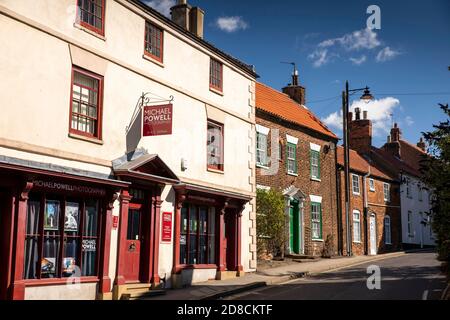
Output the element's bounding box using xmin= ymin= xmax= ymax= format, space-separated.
xmin=337 ymin=146 xmax=395 ymax=181
xmin=398 ymin=139 xmax=428 ymax=173
xmin=256 ymin=82 xmax=337 ymax=139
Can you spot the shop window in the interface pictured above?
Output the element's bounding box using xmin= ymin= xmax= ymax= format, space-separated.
xmin=144 ymin=21 xmax=163 ymax=62
xmin=209 ymin=58 xmax=223 ymax=92
xmin=24 ymin=194 xmax=100 ymax=280
xmin=207 ymin=120 xmax=224 ymax=171
xmin=70 ymin=67 xmax=103 ymax=139
xmin=76 ymin=0 xmax=105 ymax=35
xmin=180 ymin=204 xmax=216 ymax=265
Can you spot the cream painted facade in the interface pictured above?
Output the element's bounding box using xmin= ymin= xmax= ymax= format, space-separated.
xmin=0 ymin=0 xmax=257 ymax=300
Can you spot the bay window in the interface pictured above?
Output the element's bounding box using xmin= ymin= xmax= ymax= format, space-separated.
xmin=24 ymin=194 xmax=100 ymax=280
xmin=180 ymin=204 xmax=216 ymax=265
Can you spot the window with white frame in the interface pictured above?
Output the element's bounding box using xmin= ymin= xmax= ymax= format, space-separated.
xmin=352 ymin=174 xmax=360 ymax=195
xmin=369 ymin=178 xmax=375 ymax=192
xmin=406 ymin=177 xmax=411 ymax=198
xmin=383 ymin=183 xmax=390 ymax=202
xmin=311 ymin=202 xmax=322 ymax=240
xmin=287 ymin=143 xmax=297 ymax=175
xmin=353 ymin=210 xmax=361 ymax=242
xmin=384 ymin=216 xmax=392 ymax=244
xmin=407 ymin=211 xmax=413 ymax=237
xmin=256 ymin=132 xmax=268 ymax=167
xmin=310 ymin=150 xmax=320 ymax=180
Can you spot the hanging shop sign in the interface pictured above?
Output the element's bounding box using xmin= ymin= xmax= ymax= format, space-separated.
xmin=143 ymin=103 xmax=173 ymax=136
xmin=161 ymin=212 xmax=172 ymax=242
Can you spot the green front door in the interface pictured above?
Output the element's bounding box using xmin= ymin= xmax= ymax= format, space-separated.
xmin=289 ymin=200 xmax=300 ymax=254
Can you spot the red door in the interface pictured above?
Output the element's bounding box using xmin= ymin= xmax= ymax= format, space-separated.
xmin=124 ymin=206 xmax=142 ymax=282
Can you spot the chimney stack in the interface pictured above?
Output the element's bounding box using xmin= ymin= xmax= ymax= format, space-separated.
xmin=349 ymin=111 xmax=372 ymax=155
xmin=417 ymin=137 xmax=426 ymax=152
xmin=282 ymin=65 xmax=306 ymax=105
xmin=383 ymin=123 xmax=402 ymax=158
xmin=171 ymin=0 xmax=204 ymax=39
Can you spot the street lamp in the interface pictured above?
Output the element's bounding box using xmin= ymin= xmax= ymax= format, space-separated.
xmin=342 ymin=81 xmax=374 ymax=257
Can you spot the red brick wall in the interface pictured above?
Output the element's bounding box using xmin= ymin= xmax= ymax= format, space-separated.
xmin=338 ymin=169 xmax=402 ymax=256
xmin=256 ymin=111 xmax=339 ymax=257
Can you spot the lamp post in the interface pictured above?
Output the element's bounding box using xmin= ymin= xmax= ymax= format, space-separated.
xmin=342 ymin=81 xmax=374 ymax=257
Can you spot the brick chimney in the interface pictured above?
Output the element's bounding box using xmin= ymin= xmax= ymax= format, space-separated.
xmin=349 ymin=108 xmax=372 ymax=155
xmin=417 ymin=137 xmax=426 ymax=152
xmin=282 ymin=67 xmax=306 ymax=105
xmin=171 ymin=0 xmax=204 ymax=39
xmin=383 ymin=123 xmax=402 ymax=158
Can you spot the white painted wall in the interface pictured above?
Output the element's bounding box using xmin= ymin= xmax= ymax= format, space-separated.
xmin=0 ymin=0 xmax=257 ymax=297
xmin=400 ymin=175 xmax=435 ymax=247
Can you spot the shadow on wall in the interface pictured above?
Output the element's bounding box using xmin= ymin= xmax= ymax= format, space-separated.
xmin=126 ymin=108 xmax=142 ymax=154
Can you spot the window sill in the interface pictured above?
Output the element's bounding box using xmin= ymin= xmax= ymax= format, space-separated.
xmin=385 ymin=242 xmax=392 ymax=245
xmin=256 ymin=164 xmax=270 ymax=170
xmin=312 ymin=239 xmax=324 ymax=242
xmin=23 ymin=276 xmax=99 ymax=287
xmin=74 ymin=23 xmax=106 ymax=41
xmin=352 ymin=192 xmax=361 ymax=196
xmin=207 ymin=168 xmax=224 ymax=175
xmin=369 ymin=189 xmax=375 ymax=192
xmin=311 ymin=177 xmax=321 ymax=182
xmin=69 ymin=133 xmax=104 ymax=145
xmin=353 ymin=241 xmax=362 ymax=244
xmin=209 ymin=87 xmax=224 ymax=96
xmin=287 ymin=172 xmax=298 ymax=177
xmin=179 ymin=264 xmax=217 ymax=270
xmin=142 ymin=54 xmax=164 ymax=68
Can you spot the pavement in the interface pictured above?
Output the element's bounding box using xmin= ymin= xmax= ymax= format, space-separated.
xmin=227 ymin=250 xmax=447 ymax=300
xmin=143 ymin=249 xmax=428 ymax=300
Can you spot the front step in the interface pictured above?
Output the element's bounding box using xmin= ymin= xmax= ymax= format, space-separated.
xmin=121 ymin=289 xmax=166 ymax=300
xmin=119 ymin=283 xmax=166 ymax=300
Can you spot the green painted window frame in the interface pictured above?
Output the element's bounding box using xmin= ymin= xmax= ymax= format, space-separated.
xmin=286 ymin=142 xmax=297 ymax=175
xmin=310 ymin=150 xmax=320 ymax=179
xmin=311 ymin=202 xmax=322 ymax=240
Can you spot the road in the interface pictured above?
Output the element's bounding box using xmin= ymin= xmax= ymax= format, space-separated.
xmin=230 ymin=251 xmax=447 ymax=300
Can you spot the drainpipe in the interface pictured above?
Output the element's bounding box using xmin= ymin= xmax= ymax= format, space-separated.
xmin=363 ymin=168 xmax=371 ymax=255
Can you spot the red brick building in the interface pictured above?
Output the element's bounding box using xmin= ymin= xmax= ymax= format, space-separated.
xmin=337 ymin=109 xmax=402 ymax=256
xmin=255 ymin=75 xmax=339 ymax=257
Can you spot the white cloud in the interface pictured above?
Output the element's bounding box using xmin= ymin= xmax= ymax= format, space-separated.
xmin=215 ymin=16 xmax=248 ymax=33
xmin=322 ymin=97 xmax=401 ymax=137
xmin=405 ymin=116 xmax=414 ymax=126
xmin=349 ymin=55 xmax=367 ymax=65
xmin=143 ymin=0 xmax=175 ymax=17
xmin=308 ymin=28 xmax=381 ymax=67
xmin=376 ymin=46 xmax=401 ymax=62
xmin=318 ymin=28 xmax=381 ymax=51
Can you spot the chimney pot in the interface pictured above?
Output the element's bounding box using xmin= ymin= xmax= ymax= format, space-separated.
xmin=355 ymin=107 xmax=361 ymax=120
xmin=363 ymin=110 xmax=368 ymax=120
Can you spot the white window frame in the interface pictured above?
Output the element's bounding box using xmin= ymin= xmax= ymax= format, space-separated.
xmin=352 ymin=174 xmax=361 ymax=195
xmin=353 ymin=210 xmax=361 ymax=243
xmin=286 ymin=142 xmax=297 ymax=175
xmin=369 ymin=178 xmax=375 ymax=192
xmin=256 ymin=131 xmax=268 ymax=167
xmin=383 ymin=183 xmax=390 ymax=202
xmin=407 ymin=210 xmax=413 ymax=237
xmin=384 ymin=215 xmax=392 ymax=244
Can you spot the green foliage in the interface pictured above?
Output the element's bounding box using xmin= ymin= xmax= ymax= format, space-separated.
xmin=421 ymin=104 xmax=450 ymax=262
xmin=256 ymin=188 xmax=287 ymax=258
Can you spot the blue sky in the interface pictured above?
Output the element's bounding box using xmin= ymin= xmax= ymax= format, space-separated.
xmin=143 ymin=0 xmax=450 ymax=147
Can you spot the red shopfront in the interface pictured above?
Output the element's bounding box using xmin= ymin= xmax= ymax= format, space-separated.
xmin=173 ymin=184 xmax=250 ymax=283
xmin=112 ymin=154 xmax=179 ymax=299
xmin=0 ymin=161 xmax=128 ymax=300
